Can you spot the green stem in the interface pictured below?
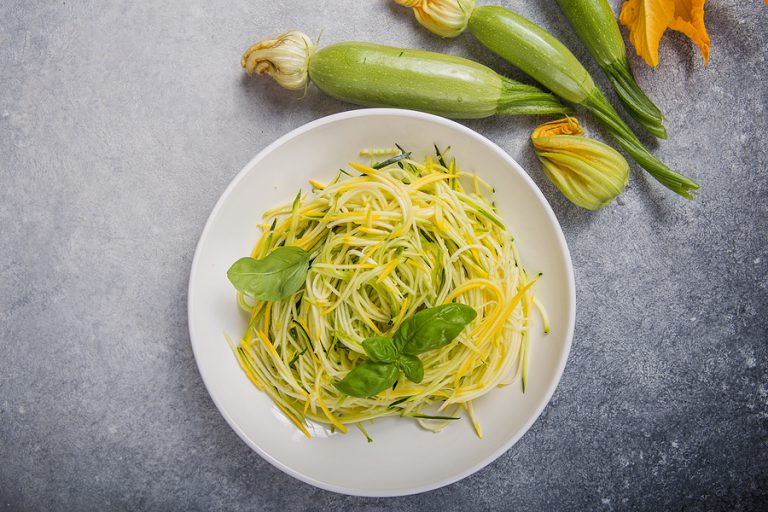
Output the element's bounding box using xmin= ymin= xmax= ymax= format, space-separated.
xmin=497 ymin=77 xmax=574 ymax=116
xmin=583 ymin=89 xmax=699 ymax=198
xmin=603 ymin=58 xmax=667 ymax=139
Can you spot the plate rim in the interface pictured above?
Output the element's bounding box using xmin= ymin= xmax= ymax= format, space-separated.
xmin=188 ymin=108 xmax=576 ymax=497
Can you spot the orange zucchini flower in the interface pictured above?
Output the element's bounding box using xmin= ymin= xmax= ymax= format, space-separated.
xmin=619 ymin=0 xmax=710 ymax=67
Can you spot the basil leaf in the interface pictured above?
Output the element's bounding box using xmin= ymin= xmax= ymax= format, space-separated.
xmin=334 ymin=361 xmax=399 ymax=398
xmin=362 ymin=336 xmax=398 ymax=363
xmin=394 ymin=303 xmax=477 ymax=355
xmin=397 ymin=354 xmax=424 ymax=383
xmin=227 ymin=246 xmax=310 ymax=301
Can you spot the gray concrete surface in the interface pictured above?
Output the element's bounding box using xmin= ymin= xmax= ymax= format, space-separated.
xmin=1 ymin=0 xmax=766 ymax=510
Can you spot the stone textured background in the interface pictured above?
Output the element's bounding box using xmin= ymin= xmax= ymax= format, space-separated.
xmin=1 ymin=1 xmax=766 ymax=510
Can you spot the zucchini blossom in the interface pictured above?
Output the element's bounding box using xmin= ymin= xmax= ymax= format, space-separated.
xmin=532 ymin=118 xmax=629 ymax=210
xmin=241 ymin=31 xmax=315 ymax=90
xmin=394 ymin=0 xmax=476 ymax=38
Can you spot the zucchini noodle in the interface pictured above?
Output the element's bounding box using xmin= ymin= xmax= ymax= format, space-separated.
xmin=231 ymin=147 xmax=541 ymax=439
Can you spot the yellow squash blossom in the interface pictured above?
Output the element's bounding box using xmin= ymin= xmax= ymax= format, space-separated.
xmin=619 ymin=0 xmax=710 ymax=67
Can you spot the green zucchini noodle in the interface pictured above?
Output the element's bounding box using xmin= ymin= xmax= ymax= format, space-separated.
xmin=231 ymin=146 xmax=542 ymax=439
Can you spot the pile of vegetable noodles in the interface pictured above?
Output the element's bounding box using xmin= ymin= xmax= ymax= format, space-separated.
xmin=227 ymin=147 xmax=544 ymax=440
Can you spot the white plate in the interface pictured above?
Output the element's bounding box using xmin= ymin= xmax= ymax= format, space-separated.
xmin=188 ymin=109 xmax=575 ymax=497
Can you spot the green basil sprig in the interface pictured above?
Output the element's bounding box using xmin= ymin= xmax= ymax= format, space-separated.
xmin=335 ymin=304 xmax=477 ymax=398
xmin=227 ymin=246 xmax=310 ymax=301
